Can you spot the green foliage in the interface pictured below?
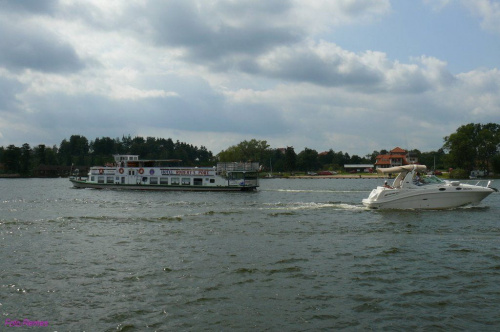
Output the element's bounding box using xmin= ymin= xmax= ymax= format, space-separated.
xmin=418 ymin=149 xmax=446 ymax=170
xmin=218 ymin=139 xmax=270 ymax=162
xmin=297 ymin=148 xmax=319 ymax=172
xmin=2 ymin=122 xmax=499 ymax=177
xmin=0 ymin=135 xmax=214 ymax=176
xmin=3 ymin=145 xmax=21 ymax=174
xmin=443 ymin=123 xmax=500 ymax=172
xmin=491 ymin=154 xmax=500 ymax=174
xmin=449 ymin=168 xmax=469 ymax=179
xmin=284 ymin=147 xmax=296 ymax=172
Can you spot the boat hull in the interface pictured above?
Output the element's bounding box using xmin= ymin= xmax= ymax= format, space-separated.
xmin=363 ymin=187 xmax=494 ymax=210
xmin=70 ymin=179 xmax=257 ymax=191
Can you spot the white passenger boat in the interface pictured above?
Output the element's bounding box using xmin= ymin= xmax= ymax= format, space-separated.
xmin=70 ymin=155 xmax=259 ymax=191
xmin=362 ymin=165 xmax=497 ymax=209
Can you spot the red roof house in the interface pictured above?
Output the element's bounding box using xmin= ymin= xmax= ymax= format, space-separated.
xmin=375 ymin=147 xmax=413 ymax=168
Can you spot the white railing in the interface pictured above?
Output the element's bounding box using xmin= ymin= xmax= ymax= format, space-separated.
xmin=217 ymin=162 xmax=260 ymax=172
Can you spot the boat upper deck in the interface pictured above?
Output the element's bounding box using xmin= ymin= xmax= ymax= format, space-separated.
xmin=90 ymin=155 xmax=260 ymax=176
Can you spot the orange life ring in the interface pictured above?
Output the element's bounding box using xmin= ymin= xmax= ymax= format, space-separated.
xmin=119 ymin=168 xmax=124 ymax=174
xmin=138 ymin=168 xmax=144 ymax=174
xmin=99 ymin=168 xmax=104 ymax=174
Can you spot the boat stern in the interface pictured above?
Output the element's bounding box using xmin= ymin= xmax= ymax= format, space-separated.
xmin=362 ymin=187 xmax=385 ymax=209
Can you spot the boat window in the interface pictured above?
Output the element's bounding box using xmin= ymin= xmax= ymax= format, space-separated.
xmin=229 ymin=172 xmax=244 ymax=179
xmin=194 ymin=178 xmax=203 ymax=186
xmin=422 ymin=175 xmax=445 ymax=184
xmin=171 ymin=178 xmax=180 ymax=185
xmin=182 ymin=178 xmax=191 ymax=185
xmin=91 ymin=176 xmax=95 ymax=182
xmin=245 ymin=172 xmax=258 ymax=180
xmin=210 ymin=179 xmax=215 ymax=183
xmin=98 ymin=176 xmax=105 ymax=184
xmin=150 ymin=177 xmax=158 ymax=185
xmin=160 ymin=177 xmax=168 ymax=185
xmin=107 ymin=177 xmax=114 ymax=184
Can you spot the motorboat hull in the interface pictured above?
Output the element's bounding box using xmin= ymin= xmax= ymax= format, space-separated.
xmin=363 ymin=185 xmax=494 ymax=210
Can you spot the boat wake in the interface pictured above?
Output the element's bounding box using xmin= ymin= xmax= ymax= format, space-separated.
xmin=266 ymin=189 xmax=368 ymax=193
xmin=263 ymin=201 xmax=366 ymax=211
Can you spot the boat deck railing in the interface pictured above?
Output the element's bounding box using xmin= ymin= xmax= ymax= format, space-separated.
xmin=461 ymin=179 xmax=495 ymax=188
xmin=217 ymin=162 xmax=260 ymax=172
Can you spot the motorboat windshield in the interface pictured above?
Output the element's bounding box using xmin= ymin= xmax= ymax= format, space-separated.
xmin=421 ymin=175 xmax=445 ymax=184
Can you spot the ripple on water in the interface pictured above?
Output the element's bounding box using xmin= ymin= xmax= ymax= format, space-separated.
xmin=1 ymin=178 xmax=500 ymax=330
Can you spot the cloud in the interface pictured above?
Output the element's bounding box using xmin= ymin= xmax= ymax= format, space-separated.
xmin=0 ymin=0 xmax=59 ymax=15
xmin=462 ymin=0 xmax=500 ymax=35
xmin=0 ymin=73 xmax=23 ymax=112
xmin=135 ymin=0 xmax=302 ymax=66
xmin=252 ymin=41 xmax=383 ymax=88
xmin=0 ymin=0 xmax=499 ymax=156
xmin=0 ymin=18 xmax=86 ymax=73
xmin=114 ymin=0 xmax=392 ymax=69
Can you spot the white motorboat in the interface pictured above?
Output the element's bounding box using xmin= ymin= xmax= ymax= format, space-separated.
xmin=363 ymin=165 xmax=497 ymax=210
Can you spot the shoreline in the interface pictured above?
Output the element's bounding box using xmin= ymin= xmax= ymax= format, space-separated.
xmin=267 ymin=174 xmax=385 ymax=179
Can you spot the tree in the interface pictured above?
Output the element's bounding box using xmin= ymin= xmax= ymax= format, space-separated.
xmin=59 ymin=135 xmax=89 ymax=165
xmin=269 ymin=148 xmax=286 ymax=173
xmin=284 ymin=146 xmax=296 ymax=172
xmin=419 ymin=149 xmax=445 ymax=170
xmin=218 ymin=139 xmax=270 ymax=162
xmin=350 ymin=154 xmax=362 ymax=164
xmin=2 ymin=145 xmax=21 ymax=173
xmin=318 ymin=149 xmax=334 ymax=166
xmin=20 ymin=143 xmax=32 ymax=175
xmin=297 ymin=148 xmax=319 ymax=172
xmin=491 ymin=154 xmax=500 ymax=174
xmin=91 ymin=137 xmax=117 ymax=156
xmin=443 ymin=123 xmax=500 ymax=171
xmin=35 ymin=144 xmax=46 ymax=165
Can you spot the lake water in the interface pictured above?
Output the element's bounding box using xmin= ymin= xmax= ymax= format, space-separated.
xmin=1 ymin=178 xmax=499 ymax=330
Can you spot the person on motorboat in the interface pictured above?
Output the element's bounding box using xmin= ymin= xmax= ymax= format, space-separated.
xmin=414 ymin=172 xmax=423 ymax=186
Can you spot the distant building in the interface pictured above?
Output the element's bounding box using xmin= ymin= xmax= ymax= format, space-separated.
xmin=375 ymin=147 xmax=418 ymax=169
xmin=344 ymin=164 xmax=374 ymax=173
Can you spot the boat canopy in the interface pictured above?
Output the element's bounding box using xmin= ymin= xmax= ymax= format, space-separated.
xmin=377 ymin=165 xmax=427 ymax=174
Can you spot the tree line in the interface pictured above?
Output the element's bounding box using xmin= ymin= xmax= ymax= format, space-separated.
xmin=1 ymin=123 xmax=499 ymax=177
xmin=217 ymin=123 xmax=500 ymax=175
xmin=0 ymin=135 xmax=212 ymax=176
xmin=217 ymin=139 xmax=448 ymax=174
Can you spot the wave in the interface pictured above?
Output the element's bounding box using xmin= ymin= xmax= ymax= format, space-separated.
xmin=262 ymin=201 xmax=366 ymax=211
xmin=263 ymin=189 xmax=369 ymax=193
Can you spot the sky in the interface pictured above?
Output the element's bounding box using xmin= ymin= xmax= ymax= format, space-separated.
xmin=0 ymin=0 xmax=499 ymax=157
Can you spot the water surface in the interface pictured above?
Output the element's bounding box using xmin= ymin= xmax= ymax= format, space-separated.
xmin=1 ymin=178 xmax=499 ymax=330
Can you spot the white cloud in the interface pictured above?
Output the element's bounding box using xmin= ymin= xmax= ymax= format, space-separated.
xmin=462 ymin=0 xmax=500 ymax=35
xmin=293 ymin=0 xmax=391 ymax=29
